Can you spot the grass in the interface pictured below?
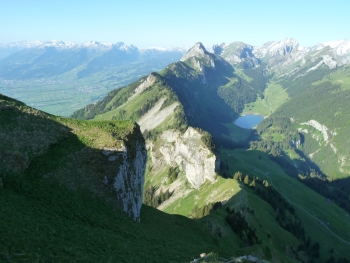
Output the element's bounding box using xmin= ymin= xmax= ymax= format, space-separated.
xmin=223 ymin=122 xmax=252 ymax=142
xmin=145 ymin=163 xmax=169 ymax=186
xmin=223 ymin=148 xmax=350 ymax=262
xmin=159 ymin=173 xmax=303 ymax=261
xmin=1 ymin=174 xmax=230 ymax=263
xmin=261 ymin=132 xmax=284 ymax=142
xmin=163 ymin=177 xmax=242 ymax=216
xmin=92 ymin=83 xmax=169 ymax=121
xmin=0 ymin=93 xmax=237 ymax=262
xmin=223 ymin=189 xmax=302 ymax=262
xmin=242 ymin=81 xmax=289 ymax=117
xmin=312 ymin=64 xmax=350 ymax=91
xmin=0 ymin=77 xmax=111 ymax=117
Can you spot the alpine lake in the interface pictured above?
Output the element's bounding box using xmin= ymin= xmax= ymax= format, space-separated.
xmin=234 ymin=114 xmax=264 ymax=129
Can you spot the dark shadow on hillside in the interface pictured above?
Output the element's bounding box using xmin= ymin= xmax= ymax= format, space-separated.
xmin=0 ymin=101 xmax=147 ymax=221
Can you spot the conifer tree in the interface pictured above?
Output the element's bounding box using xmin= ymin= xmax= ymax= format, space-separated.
xmin=233 ymin=171 xmax=242 ymax=180
xmin=244 ymin=175 xmax=250 ymax=185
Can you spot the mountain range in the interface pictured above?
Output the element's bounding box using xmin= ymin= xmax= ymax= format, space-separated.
xmin=2 ymin=38 xmax=350 ymax=262
xmin=0 ymin=41 xmax=187 ymax=116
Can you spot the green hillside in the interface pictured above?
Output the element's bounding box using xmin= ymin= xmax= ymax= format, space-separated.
xmin=4 ymin=40 xmax=350 ymax=262
xmin=0 ymin=93 xmax=237 ymax=262
xmin=72 ymin=43 xmax=268 ymax=147
xmin=69 ymin=43 xmax=350 ymax=262
xmin=245 ymin=63 xmax=350 ymax=217
xmin=221 ymin=148 xmax=350 ymax=262
xmin=2 ymin=172 xmax=228 ymax=262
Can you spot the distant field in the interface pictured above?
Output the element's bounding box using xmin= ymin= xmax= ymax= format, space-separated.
xmin=0 ymin=81 xmax=109 ymax=116
xmin=242 ymin=81 xmax=290 ymax=117
xmin=0 ymin=61 xmax=172 ymax=117
xmin=0 ymin=78 xmax=123 ymax=117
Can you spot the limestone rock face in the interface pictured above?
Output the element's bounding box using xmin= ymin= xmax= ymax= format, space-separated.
xmin=180 ymin=42 xmax=216 ymax=71
xmin=180 ymin=42 xmax=207 ymax=62
xmin=218 ymin=42 xmax=260 ymax=68
xmin=112 ymin=126 xmax=147 ymax=221
xmin=150 ymin=127 xmax=217 ymax=189
xmin=253 ymin=38 xmax=309 ymax=74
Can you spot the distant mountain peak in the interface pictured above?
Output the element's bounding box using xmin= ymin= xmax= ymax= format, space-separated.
xmin=254 ymin=38 xmax=302 ymax=59
xmin=217 ymin=42 xmax=260 ymax=68
xmin=212 ymin=43 xmax=226 ymax=55
xmin=180 ymin=42 xmax=208 ymax=62
xmin=313 ymin=39 xmax=350 ymax=56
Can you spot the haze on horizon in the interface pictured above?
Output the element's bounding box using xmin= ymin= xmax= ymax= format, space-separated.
xmin=1 ymin=0 xmax=350 ymax=48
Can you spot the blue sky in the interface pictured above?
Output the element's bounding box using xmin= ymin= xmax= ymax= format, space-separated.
xmin=1 ymin=0 xmax=349 ymax=48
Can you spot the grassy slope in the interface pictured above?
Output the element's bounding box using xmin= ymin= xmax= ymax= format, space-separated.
xmin=272 ymin=79 xmax=350 ymax=179
xmin=204 ymin=190 xmax=302 ymax=263
xmin=312 ymin=64 xmax=350 ymax=91
xmin=92 ymin=81 xmax=169 ymax=121
xmin=0 ymin=94 xmax=233 ymax=262
xmin=163 ymin=177 xmax=241 ymax=216
xmin=242 ymin=81 xmax=290 ymax=117
xmin=240 ymin=64 xmax=350 ymax=179
xmin=1 ymin=175 xmax=230 ymax=263
xmin=144 ymin=141 xmax=350 ymax=262
xmin=158 ymin=165 xmax=308 ymax=261
xmin=223 ymin=148 xmax=350 ymax=262
xmin=159 ymin=174 xmax=303 ymax=262
xmin=64 ymin=49 xmax=350 ymax=261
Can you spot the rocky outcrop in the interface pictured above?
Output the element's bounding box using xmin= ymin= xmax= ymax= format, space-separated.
xmin=300 ymin=119 xmax=336 ymax=145
xmin=180 ymin=42 xmax=208 ymax=62
xmin=253 ymin=38 xmax=309 ymax=74
xmin=149 ymin=127 xmax=218 ymax=189
xmin=138 ymin=97 xmax=179 ymax=132
xmin=180 ymin=42 xmax=216 ymax=71
xmin=306 ymin=55 xmax=337 ymax=71
xmin=218 ymin=42 xmax=260 ymax=68
xmin=129 ymin=73 xmax=157 ymax=101
xmin=110 ymin=126 xmax=147 ymax=221
xmin=112 ymin=141 xmax=146 ymax=221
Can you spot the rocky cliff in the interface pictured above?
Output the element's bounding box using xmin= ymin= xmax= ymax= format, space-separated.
xmin=148 ymin=127 xmax=218 ymax=189
xmin=216 ymin=42 xmax=260 ymax=68
xmin=101 ymin=126 xmax=147 ymax=221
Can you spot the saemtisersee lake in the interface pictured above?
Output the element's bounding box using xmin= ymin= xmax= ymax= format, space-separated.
xmin=234 ymin=114 xmax=264 ymax=129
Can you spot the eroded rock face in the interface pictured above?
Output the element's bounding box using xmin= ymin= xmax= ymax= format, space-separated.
xmin=253 ymin=38 xmax=309 ymax=74
xmin=111 ymin=126 xmax=147 ymax=221
xmin=218 ymin=42 xmax=260 ymax=68
xmin=180 ymin=42 xmax=216 ymax=71
xmin=180 ymin=42 xmax=207 ymax=62
xmin=150 ymin=127 xmax=217 ymax=189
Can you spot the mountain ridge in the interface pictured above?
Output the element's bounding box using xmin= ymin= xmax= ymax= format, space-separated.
xmin=3 ymin=37 xmax=350 ymax=261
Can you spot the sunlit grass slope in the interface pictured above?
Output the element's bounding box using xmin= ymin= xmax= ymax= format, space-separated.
xmin=242 ymin=81 xmax=290 ymax=117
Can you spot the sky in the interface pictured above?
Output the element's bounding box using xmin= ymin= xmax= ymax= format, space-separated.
xmin=1 ymin=0 xmax=350 ymax=48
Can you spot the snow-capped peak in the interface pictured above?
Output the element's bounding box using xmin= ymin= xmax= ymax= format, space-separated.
xmin=0 ymin=40 xmax=122 ymax=51
xmin=313 ymin=39 xmax=350 ymax=56
xmin=142 ymin=46 xmax=188 ymax=52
